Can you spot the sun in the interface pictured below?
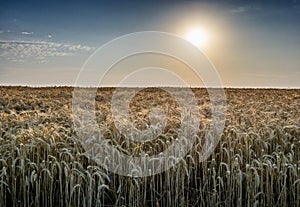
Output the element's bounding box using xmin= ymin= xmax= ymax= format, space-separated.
xmin=185 ymin=28 xmax=208 ymax=48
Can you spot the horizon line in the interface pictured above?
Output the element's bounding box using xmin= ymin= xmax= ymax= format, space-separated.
xmin=1 ymin=84 xmax=300 ymax=90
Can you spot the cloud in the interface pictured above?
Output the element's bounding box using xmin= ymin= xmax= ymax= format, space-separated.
xmin=47 ymin=34 xmax=52 ymax=38
xmin=21 ymin=31 xmax=34 ymax=35
xmin=0 ymin=30 xmax=13 ymax=34
xmin=0 ymin=40 xmax=95 ymax=63
xmin=68 ymin=44 xmax=93 ymax=52
xmin=231 ymin=6 xmax=248 ymax=13
xmin=230 ymin=6 xmax=261 ymax=14
xmin=294 ymin=4 xmax=300 ymax=9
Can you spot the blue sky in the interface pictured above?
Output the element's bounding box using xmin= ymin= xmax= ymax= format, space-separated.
xmin=0 ymin=0 xmax=300 ymax=87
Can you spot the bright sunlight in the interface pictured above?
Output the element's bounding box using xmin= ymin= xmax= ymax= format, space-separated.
xmin=185 ymin=28 xmax=208 ymax=48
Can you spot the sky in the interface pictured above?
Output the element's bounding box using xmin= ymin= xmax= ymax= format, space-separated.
xmin=0 ymin=0 xmax=300 ymax=88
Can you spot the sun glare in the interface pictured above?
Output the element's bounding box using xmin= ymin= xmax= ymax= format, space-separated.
xmin=185 ymin=28 xmax=208 ymax=48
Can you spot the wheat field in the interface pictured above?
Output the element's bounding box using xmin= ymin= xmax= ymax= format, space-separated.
xmin=0 ymin=86 xmax=299 ymax=206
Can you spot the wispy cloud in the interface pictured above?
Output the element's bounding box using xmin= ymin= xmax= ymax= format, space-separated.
xmin=21 ymin=31 xmax=34 ymax=35
xmin=294 ymin=4 xmax=300 ymax=9
xmin=231 ymin=6 xmax=248 ymax=13
xmin=0 ymin=30 xmax=13 ymax=34
xmin=0 ymin=40 xmax=95 ymax=63
xmin=230 ymin=6 xmax=261 ymax=14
